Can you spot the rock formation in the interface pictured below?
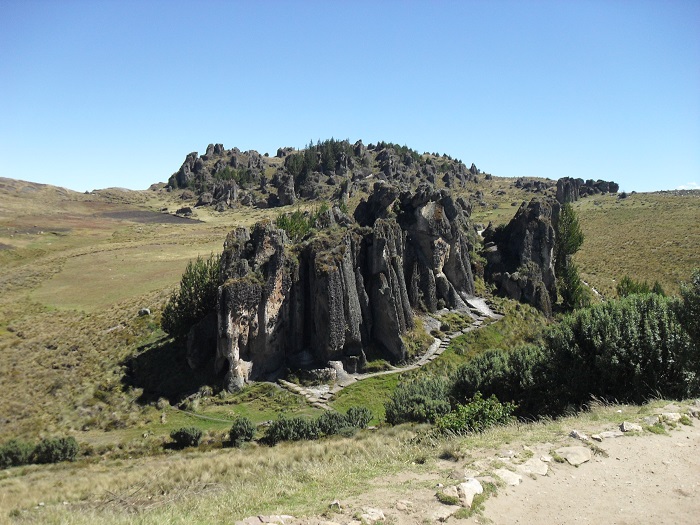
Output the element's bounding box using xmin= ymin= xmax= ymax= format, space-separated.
xmin=556 ymin=177 xmax=619 ymax=203
xmin=483 ymin=198 xmax=559 ymax=316
xmin=188 ymin=184 xmax=478 ymax=391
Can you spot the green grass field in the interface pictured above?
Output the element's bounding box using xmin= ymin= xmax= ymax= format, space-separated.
xmin=1 ymin=176 xmax=699 ymax=523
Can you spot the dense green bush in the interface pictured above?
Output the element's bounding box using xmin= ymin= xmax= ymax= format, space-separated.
xmin=616 ymin=276 xmax=665 ymax=297
xmin=451 ymin=344 xmax=551 ymax=417
xmin=555 ymin=202 xmax=587 ymax=310
xmin=274 ymin=203 xmax=330 ymax=242
xmin=263 ymin=416 xmax=320 ymax=445
xmin=384 ymin=376 xmax=451 ymax=425
xmin=169 ymin=427 xmax=203 ymax=448
xmin=161 ymin=254 xmax=221 ymax=339
xmin=435 ymin=392 xmax=516 ymax=433
xmin=229 ymin=417 xmax=255 ymax=447
xmin=547 ymin=293 xmax=698 ymax=405
xmin=32 ymin=436 xmax=79 ymax=464
xmin=0 ymin=439 xmax=34 ymax=468
xmin=677 ymin=269 xmax=700 ymax=350
xmin=317 ymin=411 xmax=349 ymax=436
xmin=345 ymin=406 xmax=372 ymax=429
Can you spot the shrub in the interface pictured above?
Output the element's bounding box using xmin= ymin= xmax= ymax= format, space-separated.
xmin=263 ymin=416 xmax=320 ymax=445
xmin=161 ymin=254 xmax=221 ymax=339
xmin=345 ymin=406 xmax=372 ymax=429
xmin=616 ymin=275 xmax=665 ymax=297
xmin=451 ymin=344 xmax=551 ymax=417
xmin=317 ymin=411 xmax=349 ymax=436
xmin=169 ymin=427 xmax=203 ymax=448
xmin=229 ymin=417 xmax=255 ymax=447
xmin=384 ymin=376 xmax=451 ymax=425
xmin=547 ymin=293 xmax=698 ymax=406
xmin=0 ymin=439 xmax=34 ymax=468
xmin=677 ymin=268 xmax=700 ymax=350
xmin=435 ymin=392 xmax=516 ymax=433
xmin=32 ymin=437 xmax=79 ymax=464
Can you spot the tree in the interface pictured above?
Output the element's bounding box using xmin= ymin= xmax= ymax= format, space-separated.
xmin=678 ymin=269 xmax=700 ymax=349
xmin=161 ymin=254 xmax=222 ymax=339
xmin=555 ymin=203 xmax=586 ymax=310
xmin=554 ymin=203 xmax=584 ymax=276
xmin=616 ymin=276 xmax=666 ymax=297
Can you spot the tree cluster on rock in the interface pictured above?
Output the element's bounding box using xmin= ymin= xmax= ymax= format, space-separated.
xmin=556 ymin=176 xmax=620 ymax=204
xmin=166 ymin=183 xmax=481 ymax=391
xmin=166 ymin=139 xmax=479 ymax=214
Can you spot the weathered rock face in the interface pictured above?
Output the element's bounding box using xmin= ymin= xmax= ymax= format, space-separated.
xmin=556 ymin=177 xmax=619 ymax=203
xmin=484 ymin=198 xmax=559 ymax=316
xmin=208 ymin=185 xmax=477 ymax=390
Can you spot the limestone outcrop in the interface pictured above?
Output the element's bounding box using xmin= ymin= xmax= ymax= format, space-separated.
xmin=199 ymin=185 xmax=477 ymax=391
xmin=556 ymin=177 xmax=620 ymax=203
xmin=483 ymin=198 xmax=559 ymax=316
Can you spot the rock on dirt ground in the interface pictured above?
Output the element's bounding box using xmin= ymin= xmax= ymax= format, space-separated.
xmin=239 ymin=414 xmax=700 ymax=525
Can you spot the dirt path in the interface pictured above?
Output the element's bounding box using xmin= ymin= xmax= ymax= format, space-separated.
xmin=236 ymin=404 xmax=700 ymax=525
xmin=277 ymin=299 xmax=502 ymax=411
xmin=481 ymin=421 xmax=700 ymax=525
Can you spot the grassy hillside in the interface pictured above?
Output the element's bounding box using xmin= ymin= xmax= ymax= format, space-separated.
xmin=1 ymin=172 xmax=698 ymax=522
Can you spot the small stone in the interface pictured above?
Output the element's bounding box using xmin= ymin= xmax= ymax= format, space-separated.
xmin=620 ymin=421 xmax=643 ymax=432
xmin=517 ymin=457 xmax=549 ymax=476
xmin=643 ymin=416 xmax=661 ymax=425
xmin=554 ymin=446 xmax=591 ymax=466
xmin=599 ymin=430 xmax=624 ymax=439
xmin=688 ymin=406 xmax=700 ymax=419
xmin=328 ymin=500 xmax=342 ymax=511
xmin=591 ymin=434 xmax=603 ymax=442
xmin=138 ymin=307 xmax=151 ymax=316
xmin=395 ymin=500 xmax=413 ymax=512
xmin=497 ymin=449 xmax=516 ymax=459
xmin=570 ymin=430 xmax=589 ymax=441
xmin=259 ymin=516 xmax=295 ymax=524
xmin=361 ymin=508 xmax=385 ymax=522
xmin=662 ymin=412 xmax=682 ymax=423
xmin=458 ymin=478 xmax=484 ymax=507
xmin=431 ymin=506 xmax=459 ymax=522
xmin=494 ymin=468 xmax=523 ymax=486
xmin=442 ymin=485 xmax=459 ymax=500
xmin=463 ymin=468 xmax=480 ymax=479
xmin=540 ymin=454 xmax=553 ymax=463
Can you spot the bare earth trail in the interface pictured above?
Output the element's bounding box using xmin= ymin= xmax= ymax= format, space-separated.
xmin=480 ymin=421 xmax=700 ymax=525
xmin=278 ymin=297 xmax=503 ymax=411
xmin=237 ymin=405 xmax=700 ymax=525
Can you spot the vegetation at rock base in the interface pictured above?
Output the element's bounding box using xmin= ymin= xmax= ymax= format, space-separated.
xmin=228 ymin=416 xmax=255 ymax=447
xmin=170 ymin=427 xmax=203 ymax=448
xmin=616 ymin=275 xmax=665 ymax=297
xmin=555 ymin=202 xmax=588 ymax=310
xmin=435 ymin=392 xmax=516 ymax=433
xmin=1 ymin=436 xmax=79 ymax=467
xmin=1 ymin=143 xmax=699 ymax=524
xmin=274 ymin=202 xmax=330 ymax=242
xmin=263 ymin=406 xmax=373 ymax=445
xmin=676 ymin=268 xmax=700 ymax=349
xmin=384 ymin=376 xmax=451 ymax=425
xmin=161 ymin=253 xmax=221 ymax=339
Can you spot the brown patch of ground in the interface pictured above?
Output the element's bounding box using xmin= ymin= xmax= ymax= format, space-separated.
xmin=100 ymin=209 xmax=201 ymax=224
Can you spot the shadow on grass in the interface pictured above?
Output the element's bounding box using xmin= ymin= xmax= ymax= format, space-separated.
xmin=121 ymin=336 xmax=220 ymax=405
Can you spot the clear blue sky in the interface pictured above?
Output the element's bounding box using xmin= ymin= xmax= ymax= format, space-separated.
xmin=1 ymin=0 xmax=698 ymax=193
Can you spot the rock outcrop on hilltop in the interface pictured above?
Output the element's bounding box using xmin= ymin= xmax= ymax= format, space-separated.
xmin=556 ymin=177 xmax=619 ymax=203
xmin=188 ymin=184 xmax=479 ymax=391
xmin=166 ymin=139 xmax=479 ymax=212
xmin=483 ymin=198 xmax=559 ymax=317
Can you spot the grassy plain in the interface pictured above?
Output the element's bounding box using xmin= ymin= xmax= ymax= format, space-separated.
xmin=0 ymin=175 xmax=698 ymax=522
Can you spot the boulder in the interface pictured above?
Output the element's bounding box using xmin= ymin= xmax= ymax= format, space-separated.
xmin=554 ymin=446 xmax=591 ymax=466
xmin=276 ymin=174 xmax=296 ymax=206
xmin=484 ymin=198 xmax=558 ymax=316
xmin=205 ymin=184 xmax=478 ymax=390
